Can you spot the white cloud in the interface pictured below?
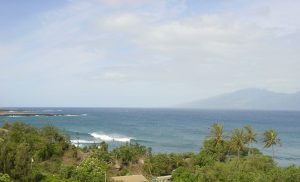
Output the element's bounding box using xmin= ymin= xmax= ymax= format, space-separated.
xmin=1 ymin=0 xmax=300 ymax=107
xmin=100 ymin=0 xmax=149 ymax=6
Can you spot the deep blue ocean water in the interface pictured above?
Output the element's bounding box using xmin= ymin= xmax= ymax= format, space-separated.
xmin=1 ymin=108 xmax=299 ymax=166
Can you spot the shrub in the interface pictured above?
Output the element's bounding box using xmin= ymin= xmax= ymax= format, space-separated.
xmin=171 ymin=167 xmax=198 ymax=182
xmin=144 ymin=153 xmax=178 ymax=176
xmin=60 ymin=165 xmax=76 ymax=179
xmin=0 ymin=122 xmax=69 ymax=181
xmin=111 ymin=143 xmax=147 ymax=165
xmin=74 ymin=157 xmax=108 ymax=182
xmin=0 ymin=173 xmax=12 ymax=182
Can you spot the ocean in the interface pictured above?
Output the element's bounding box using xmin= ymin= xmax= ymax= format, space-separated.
xmin=1 ymin=107 xmax=299 ymax=166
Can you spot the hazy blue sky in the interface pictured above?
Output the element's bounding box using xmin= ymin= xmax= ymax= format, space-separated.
xmin=0 ymin=0 xmax=299 ymax=107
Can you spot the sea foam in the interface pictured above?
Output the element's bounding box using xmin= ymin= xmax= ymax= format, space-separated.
xmin=7 ymin=115 xmax=23 ymax=118
xmin=63 ymin=114 xmax=87 ymax=117
xmin=64 ymin=114 xmax=80 ymax=117
xmin=70 ymin=139 xmax=97 ymax=144
xmin=90 ymin=132 xmax=132 ymax=142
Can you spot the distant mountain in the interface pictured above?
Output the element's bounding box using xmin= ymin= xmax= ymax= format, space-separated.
xmin=181 ymin=88 xmax=300 ymax=111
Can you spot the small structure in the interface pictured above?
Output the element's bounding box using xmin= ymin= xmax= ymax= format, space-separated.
xmin=155 ymin=175 xmax=172 ymax=182
xmin=111 ymin=175 xmax=148 ymax=182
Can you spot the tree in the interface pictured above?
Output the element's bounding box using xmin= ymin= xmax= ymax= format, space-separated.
xmin=209 ymin=123 xmax=225 ymax=147
xmin=99 ymin=142 xmax=108 ymax=152
xmin=74 ymin=157 xmax=108 ymax=182
xmin=244 ymin=125 xmax=257 ymax=155
xmin=229 ymin=129 xmax=245 ymax=160
xmin=263 ymin=130 xmax=281 ymax=159
xmin=92 ymin=142 xmax=111 ymax=163
xmin=111 ymin=143 xmax=147 ymax=166
xmin=144 ymin=153 xmax=177 ymax=176
xmin=202 ymin=123 xmax=228 ymax=162
xmin=0 ymin=122 xmax=69 ymax=181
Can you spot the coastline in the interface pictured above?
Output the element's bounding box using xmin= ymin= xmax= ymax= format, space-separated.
xmin=1 ymin=107 xmax=300 ymax=166
xmin=0 ymin=110 xmax=61 ymax=117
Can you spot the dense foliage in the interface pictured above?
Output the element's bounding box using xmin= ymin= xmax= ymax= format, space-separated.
xmin=0 ymin=173 xmax=12 ymax=182
xmin=74 ymin=157 xmax=108 ymax=182
xmin=0 ymin=122 xmax=69 ymax=181
xmin=0 ymin=121 xmax=299 ymax=181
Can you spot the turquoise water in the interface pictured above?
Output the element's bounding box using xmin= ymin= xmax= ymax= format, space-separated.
xmin=1 ymin=108 xmax=300 ymax=166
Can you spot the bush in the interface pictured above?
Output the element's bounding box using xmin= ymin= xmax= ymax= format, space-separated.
xmin=60 ymin=165 xmax=76 ymax=179
xmin=144 ymin=153 xmax=183 ymax=176
xmin=0 ymin=122 xmax=69 ymax=181
xmin=201 ymin=138 xmax=229 ymax=162
xmin=118 ymin=168 xmax=130 ymax=176
xmin=74 ymin=157 xmax=108 ymax=182
xmin=170 ymin=155 xmax=286 ymax=182
xmin=111 ymin=143 xmax=148 ymax=165
xmin=171 ymin=167 xmax=198 ymax=182
xmin=91 ymin=142 xmax=111 ymax=163
xmin=0 ymin=173 xmax=12 ymax=182
xmin=41 ymin=175 xmax=72 ymax=182
xmin=267 ymin=165 xmax=300 ymax=182
xmin=192 ymin=151 xmax=217 ymax=167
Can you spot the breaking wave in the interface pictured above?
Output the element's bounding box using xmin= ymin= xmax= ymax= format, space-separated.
xmin=70 ymin=139 xmax=98 ymax=144
xmin=64 ymin=114 xmax=80 ymax=117
xmin=62 ymin=114 xmax=87 ymax=117
xmin=90 ymin=132 xmax=132 ymax=142
xmin=7 ymin=115 xmax=24 ymax=118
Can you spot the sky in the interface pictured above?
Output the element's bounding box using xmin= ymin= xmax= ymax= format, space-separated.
xmin=0 ymin=0 xmax=300 ymax=107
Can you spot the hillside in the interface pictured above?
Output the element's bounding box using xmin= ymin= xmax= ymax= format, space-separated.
xmin=182 ymin=88 xmax=300 ymax=110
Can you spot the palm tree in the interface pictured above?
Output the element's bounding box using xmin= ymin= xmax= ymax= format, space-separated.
xmin=229 ymin=128 xmax=245 ymax=160
xmin=263 ymin=130 xmax=281 ymax=159
xmin=204 ymin=123 xmax=227 ymax=161
xmin=244 ymin=125 xmax=257 ymax=155
xmin=209 ymin=123 xmax=225 ymax=147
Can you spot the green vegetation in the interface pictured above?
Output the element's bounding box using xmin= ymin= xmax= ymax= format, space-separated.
xmin=244 ymin=125 xmax=257 ymax=155
xmin=0 ymin=173 xmax=12 ymax=182
xmin=0 ymin=121 xmax=299 ymax=181
xmin=263 ymin=129 xmax=281 ymax=159
xmin=74 ymin=157 xmax=108 ymax=182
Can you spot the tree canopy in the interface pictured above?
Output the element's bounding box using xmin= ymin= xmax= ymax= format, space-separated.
xmin=0 ymin=121 xmax=297 ymax=182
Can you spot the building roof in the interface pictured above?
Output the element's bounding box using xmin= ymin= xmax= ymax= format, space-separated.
xmin=111 ymin=175 xmax=148 ymax=182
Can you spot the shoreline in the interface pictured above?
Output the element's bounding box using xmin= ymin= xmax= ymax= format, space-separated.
xmin=0 ymin=110 xmax=62 ymax=117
